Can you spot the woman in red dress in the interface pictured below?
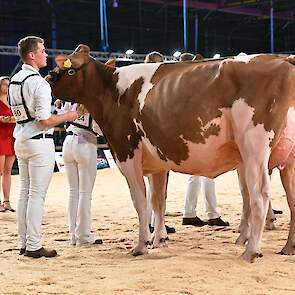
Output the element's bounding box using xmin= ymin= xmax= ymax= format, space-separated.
xmin=0 ymin=76 xmax=16 ymax=212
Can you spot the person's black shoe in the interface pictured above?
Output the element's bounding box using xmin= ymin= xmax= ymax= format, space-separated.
xmin=149 ymin=224 xmax=176 ymax=234
xmin=182 ymin=216 xmax=208 ymax=226
xmin=149 ymin=224 xmax=154 ymax=233
xmin=207 ymin=217 xmax=229 ymax=226
xmin=273 ymin=209 xmax=283 ymax=215
xmin=24 ymin=247 xmax=57 ymax=258
xmin=165 ymin=225 xmax=176 ymax=234
xmin=19 ymin=248 xmax=26 ymax=255
xmin=93 ymin=239 xmax=103 ymax=244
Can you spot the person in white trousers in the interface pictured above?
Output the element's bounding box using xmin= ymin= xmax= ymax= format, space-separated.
xmin=9 ymin=36 xmax=77 ymax=258
xmin=62 ymin=103 xmax=103 ymax=246
xmin=183 ymin=176 xmax=229 ymax=226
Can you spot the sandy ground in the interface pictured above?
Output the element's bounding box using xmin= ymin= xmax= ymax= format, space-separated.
xmin=0 ymin=168 xmax=295 ymax=295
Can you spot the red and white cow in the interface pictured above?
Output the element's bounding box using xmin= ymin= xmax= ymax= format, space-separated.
xmin=48 ymin=46 xmax=295 ymax=262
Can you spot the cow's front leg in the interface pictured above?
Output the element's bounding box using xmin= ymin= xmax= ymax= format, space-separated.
xmin=236 ymin=165 xmax=250 ymax=246
xmin=118 ymin=149 xmax=151 ymax=256
xmin=148 ymin=171 xmax=169 ymax=248
xmin=279 ymin=162 xmax=295 ymax=255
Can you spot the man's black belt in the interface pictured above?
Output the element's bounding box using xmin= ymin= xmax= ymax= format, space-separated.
xmin=30 ymin=133 xmax=53 ymax=139
xmin=66 ymin=131 xmax=77 ymax=136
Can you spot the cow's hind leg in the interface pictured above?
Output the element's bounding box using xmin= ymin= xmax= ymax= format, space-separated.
xmin=279 ymin=162 xmax=295 ymax=255
xmin=118 ymin=149 xmax=151 ymax=256
xmin=241 ymin=156 xmax=271 ymax=262
xmin=236 ymin=165 xmax=275 ymax=247
xmin=148 ymin=171 xmax=169 ymax=248
xmin=232 ymin=101 xmax=273 ymax=262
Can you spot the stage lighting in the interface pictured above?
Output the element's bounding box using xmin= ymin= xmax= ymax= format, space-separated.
xmin=125 ymin=49 xmax=134 ymax=55
xmin=113 ymin=0 xmax=119 ymax=8
xmin=173 ymin=51 xmax=181 ymax=58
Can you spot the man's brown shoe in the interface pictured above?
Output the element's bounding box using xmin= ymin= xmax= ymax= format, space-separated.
xmin=182 ymin=216 xmax=208 ymax=226
xmin=24 ymin=247 xmax=57 ymax=258
xmin=207 ymin=217 xmax=229 ymax=226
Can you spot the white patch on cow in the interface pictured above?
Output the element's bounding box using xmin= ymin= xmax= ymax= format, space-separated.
xmin=231 ymin=98 xmax=274 ymax=151
xmin=233 ymin=54 xmax=260 ymax=63
xmin=133 ymin=119 xmax=146 ymax=136
xmin=114 ymin=63 xmax=162 ymax=111
xmin=195 ymin=116 xmax=221 ymax=138
xmin=214 ymin=60 xmax=227 ymax=79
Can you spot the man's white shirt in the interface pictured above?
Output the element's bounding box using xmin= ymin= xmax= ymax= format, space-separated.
xmin=9 ymin=64 xmax=54 ymax=141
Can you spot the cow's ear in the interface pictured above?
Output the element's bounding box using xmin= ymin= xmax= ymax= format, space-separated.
xmin=70 ymin=44 xmax=91 ymax=69
xmin=105 ymin=58 xmax=116 ymax=68
xmin=193 ymin=53 xmax=204 ymax=61
xmin=55 ymin=54 xmax=72 ymax=69
xmin=73 ymin=44 xmax=90 ymax=54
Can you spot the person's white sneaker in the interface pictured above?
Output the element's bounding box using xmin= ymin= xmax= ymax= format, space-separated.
xmin=76 ymin=238 xmax=103 ymax=247
xmin=69 ymin=235 xmax=76 ymax=246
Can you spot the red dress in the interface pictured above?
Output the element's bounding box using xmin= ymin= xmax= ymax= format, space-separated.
xmin=0 ymin=100 xmax=15 ymax=156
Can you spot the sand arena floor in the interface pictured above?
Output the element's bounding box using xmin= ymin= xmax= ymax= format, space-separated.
xmin=1 ymin=168 xmax=295 ymax=295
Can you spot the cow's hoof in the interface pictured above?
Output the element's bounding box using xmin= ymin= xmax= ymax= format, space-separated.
xmin=265 ymin=220 xmax=276 ymax=230
xmin=235 ymin=235 xmax=248 ymax=246
xmin=130 ymin=245 xmax=148 ymax=256
xmin=152 ymin=237 xmax=168 ymax=249
xmin=279 ymin=245 xmax=295 ymax=255
xmin=242 ymin=251 xmax=263 ymax=263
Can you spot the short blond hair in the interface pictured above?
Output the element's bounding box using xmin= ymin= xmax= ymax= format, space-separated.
xmin=18 ymin=36 xmax=44 ymax=62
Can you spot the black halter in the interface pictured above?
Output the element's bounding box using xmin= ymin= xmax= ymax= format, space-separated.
xmin=48 ymin=57 xmax=95 ymax=85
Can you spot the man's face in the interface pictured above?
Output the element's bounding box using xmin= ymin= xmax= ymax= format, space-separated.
xmin=33 ymin=42 xmax=48 ymax=68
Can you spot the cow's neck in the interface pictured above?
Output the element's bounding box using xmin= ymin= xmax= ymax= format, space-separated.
xmin=80 ymin=62 xmax=143 ymax=162
xmin=80 ymin=62 xmax=119 ymax=130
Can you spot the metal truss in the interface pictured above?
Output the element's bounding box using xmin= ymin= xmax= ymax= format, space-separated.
xmin=0 ymin=45 xmax=175 ymax=62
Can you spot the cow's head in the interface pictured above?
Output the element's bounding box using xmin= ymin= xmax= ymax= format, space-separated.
xmin=47 ymin=44 xmax=95 ymax=102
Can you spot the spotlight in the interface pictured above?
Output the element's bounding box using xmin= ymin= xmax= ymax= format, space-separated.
xmin=125 ymin=49 xmax=134 ymax=55
xmin=213 ymin=53 xmax=221 ymax=59
xmin=112 ymin=0 xmax=119 ymax=8
xmin=173 ymin=51 xmax=181 ymax=58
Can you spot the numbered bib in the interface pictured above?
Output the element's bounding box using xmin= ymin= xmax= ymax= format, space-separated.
xmin=73 ymin=113 xmax=90 ymax=127
xmin=11 ymin=105 xmax=29 ymax=122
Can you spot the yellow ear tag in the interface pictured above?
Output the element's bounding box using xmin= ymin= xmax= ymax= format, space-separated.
xmin=63 ymin=59 xmax=72 ymax=68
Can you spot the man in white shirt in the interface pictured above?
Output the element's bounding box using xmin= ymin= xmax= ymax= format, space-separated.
xmin=9 ymin=36 xmax=78 ymax=258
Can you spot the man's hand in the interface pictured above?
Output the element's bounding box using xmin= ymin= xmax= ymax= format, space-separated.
xmin=65 ymin=111 xmax=78 ymax=122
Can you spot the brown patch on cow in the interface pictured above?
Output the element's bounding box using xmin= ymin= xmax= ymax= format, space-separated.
xmin=137 ymin=61 xmax=236 ymax=164
xmin=94 ymin=74 xmax=145 ymax=162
